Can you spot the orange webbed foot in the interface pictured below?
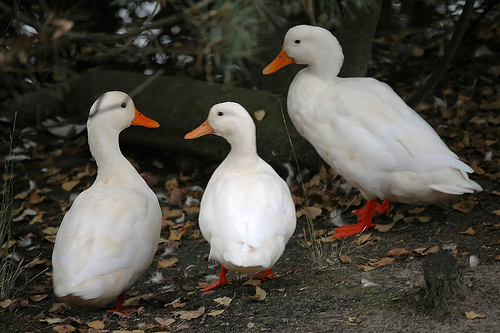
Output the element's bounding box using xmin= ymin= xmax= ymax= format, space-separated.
xmin=201 ymin=265 xmax=231 ymax=292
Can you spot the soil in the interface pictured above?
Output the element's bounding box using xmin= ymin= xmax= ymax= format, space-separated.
xmin=1 ymin=5 xmax=500 ymax=333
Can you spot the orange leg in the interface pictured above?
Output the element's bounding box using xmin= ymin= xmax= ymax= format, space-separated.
xmin=107 ymin=291 xmax=134 ymax=314
xmin=201 ymin=265 xmax=232 ymax=292
xmin=333 ymin=200 xmax=392 ymax=239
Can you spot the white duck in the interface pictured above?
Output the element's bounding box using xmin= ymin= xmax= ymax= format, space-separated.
xmin=185 ymin=102 xmax=296 ymax=291
xmin=263 ymin=25 xmax=482 ymax=239
xmin=52 ymin=91 xmax=162 ymax=312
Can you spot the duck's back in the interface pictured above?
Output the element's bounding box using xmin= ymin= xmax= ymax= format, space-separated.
xmin=199 ymin=161 xmax=296 ymax=273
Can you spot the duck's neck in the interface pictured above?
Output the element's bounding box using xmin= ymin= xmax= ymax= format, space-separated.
xmin=87 ymin=126 xmax=139 ymax=186
xmin=224 ymin=132 xmax=260 ymax=172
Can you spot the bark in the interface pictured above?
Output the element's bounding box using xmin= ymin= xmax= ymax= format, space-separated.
xmin=337 ymin=0 xmax=383 ymax=77
xmin=2 ymin=70 xmax=322 ymax=173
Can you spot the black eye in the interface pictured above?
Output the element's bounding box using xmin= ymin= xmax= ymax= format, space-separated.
xmin=218 ymin=111 xmax=224 ymax=116
xmin=294 ymin=39 xmax=301 ymax=44
xmin=121 ymin=103 xmax=126 ymax=108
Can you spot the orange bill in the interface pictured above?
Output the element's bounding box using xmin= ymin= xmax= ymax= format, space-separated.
xmin=131 ymin=108 xmax=160 ymax=128
xmin=262 ymin=49 xmax=295 ymax=75
xmin=184 ymin=119 xmax=214 ymax=139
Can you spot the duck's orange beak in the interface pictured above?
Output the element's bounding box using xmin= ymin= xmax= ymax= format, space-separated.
xmin=131 ymin=108 xmax=160 ymax=128
xmin=262 ymin=49 xmax=295 ymax=75
xmin=184 ymin=119 xmax=215 ymax=139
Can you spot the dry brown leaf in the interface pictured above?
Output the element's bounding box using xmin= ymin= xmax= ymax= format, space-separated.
xmin=356 ymin=257 xmax=394 ymax=271
xmin=339 ymin=254 xmax=352 ymax=263
xmin=29 ymin=211 xmax=45 ymax=224
xmin=29 ymin=294 xmax=47 ymax=302
xmin=168 ymin=222 xmax=195 ymax=241
xmin=156 ymin=257 xmax=179 ymax=269
xmin=296 ymin=205 xmax=322 ymax=219
xmin=491 ymin=209 xmax=500 ymax=216
xmin=29 ymin=192 xmax=45 ymax=204
xmin=42 ymin=226 xmax=59 ymax=235
xmin=460 ymin=227 xmax=475 ymax=235
xmin=494 ymin=255 xmax=500 ymax=261
xmin=163 ymin=209 xmax=183 ymax=219
xmin=1 ymin=240 xmax=16 ymax=250
xmin=452 ymin=198 xmax=478 ymax=213
xmin=87 ymin=320 xmax=105 ymax=330
xmin=207 ymin=309 xmax=225 ymax=316
xmin=123 ymin=294 xmax=151 ymax=306
xmin=465 ymin=311 xmax=485 ymax=319
xmin=26 ymin=258 xmax=51 ymax=269
xmin=423 ymin=245 xmax=440 ymax=255
xmin=387 ymin=248 xmax=412 ymax=257
xmin=44 ymin=235 xmax=57 ymax=243
xmin=243 ymin=278 xmax=262 ymax=286
xmin=253 ymin=109 xmax=266 ymax=121
xmin=172 ymin=306 xmax=205 ymax=320
xmin=53 ymin=324 xmax=76 ymax=333
xmin=155 ymin=317 xmax=176 ymax=327
xmin=408 ymin=207 xmax=425 ymax=214
xmin=393 ymin=213 xmax=404 ymax=222
xmin=247 ymin=286 xmax=267 ymax=301
xmin=62 ymin=180 xmax=79 ymax=192
xmin=353 ymin=233 xmax=371 ymax=245
xmin=49 ymin=302 xmax=71 ymax=313
xmin=374 ymin=221 xmax=395 ymax=233
xmin=164 ymin=178 xmax=179 ymax=190
xmin=51 ymin=19 xmax=74 ymax=39
xmin=417 ymin=216 xmax=430 ymax=223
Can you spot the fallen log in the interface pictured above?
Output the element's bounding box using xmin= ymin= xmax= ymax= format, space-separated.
xmin=3 ymin=70 xmax=322 ymax=174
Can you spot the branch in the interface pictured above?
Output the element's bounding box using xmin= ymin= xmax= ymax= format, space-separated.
xmin=407 ymin=0 xmax=476 ymax=108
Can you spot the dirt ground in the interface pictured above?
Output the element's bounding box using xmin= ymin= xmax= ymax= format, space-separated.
xmin=2 ymin=6 xmax=500 ymax=333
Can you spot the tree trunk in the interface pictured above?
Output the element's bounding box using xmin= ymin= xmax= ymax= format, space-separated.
xmin=337 ymin=0 xmax=383 ymax=77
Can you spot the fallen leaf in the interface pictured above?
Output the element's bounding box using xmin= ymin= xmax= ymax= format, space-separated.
xmin=29 ymin=211 xmax=45 ymax=224
xmin=253 ymin=109 xmax=266 ymax=121
xmin=452 ymin=198 xmax=477 ymax=213
xmin=49 ymin=302 xmax=71 ymax=313
xmin=42 ymin=226 xmax=59 ymax=235
xmin=387 ymin=248 xmax=412 ymax=257
xmin=460 ymin=227 xmax=475 ymax=235
xmin=123 ymin=294 xmax=151 ymax=306
xmin=494 ymin=255 xmax=500 ymax=261
xmin=29 ymin=294 xmax=47 ymax=302
xmin=296 ymin=205 xmax=322 ymax=219
xmin=155 ymin=317 xmax=176 ymax=327
xmin=356 ymin=257 xmax=394 ymax=271
xmin=417 ymin=216 xmax=430 ymax=223
xmin=465 ymin=311 xmax=485 ymax=319
xmin=339 ymin=254 xmax=352 ymax=263
xmin=353 ymin=233 xmax=371 ymax=245
xmin=165 ymin=297 xmax=186 ymax=308
xmin=491 ymin=209 xmax=500 ymax=216
xmin=62 ymin=180 xmax=79 ymax=192
xmin=87 ymin=320 xmax=105 ymax=329
xmin=207 ymin=309 xmax=225 ymax=316
xmin=213 ymin=296 xmax=233 ymax=306
xmin=172 ymin=306 xmax=205 ymax=320
xmin=242 ymin=278 xmax=262 ymax=286
xmin=51 ymin=19 xmax=74 ymax=39
xmin=53 ymin=324 xmax=76 ymax=333
xmin=26 ymin=258 xmax=51 ymax=269
xmin=374 ymin=221 xmax=395 ymax=233
xmin=247 ymin=286 xmax=267 ymax=301
xmin=156 ymin=257 xmax=179 ymax=269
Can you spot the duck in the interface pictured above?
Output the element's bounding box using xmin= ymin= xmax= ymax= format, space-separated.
xmin=262 ymin=25 xmax=482 ymax=239
xmin=52 ymin=91 xmax=162 ymax=312
xmin=184 ymin=102 xmax=296 ymax=291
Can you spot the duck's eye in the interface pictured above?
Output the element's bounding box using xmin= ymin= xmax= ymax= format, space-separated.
xmin=294 ymin=39 xmax=301 ymax=44
xmin=120 ymin=103 xmax=126 ymax=108
xmin=218 ymin=111 xmax=224 ymax=116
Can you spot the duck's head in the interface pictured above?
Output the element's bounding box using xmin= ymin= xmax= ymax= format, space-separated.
xmin=184 ymin=102 xmax=255 ymax=144
xmin=88 ymin=91 xmax=159 ymax=131
xmin=262 ymin=25 xmax=344 ymax=76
